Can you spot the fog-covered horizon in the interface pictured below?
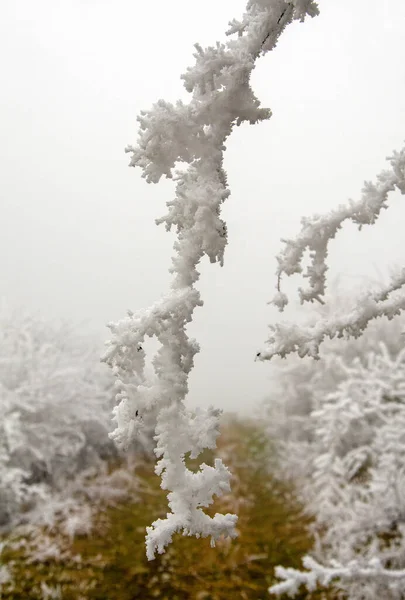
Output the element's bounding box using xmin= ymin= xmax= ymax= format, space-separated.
xmin=2 ymin=0 xmax=404 ymax=412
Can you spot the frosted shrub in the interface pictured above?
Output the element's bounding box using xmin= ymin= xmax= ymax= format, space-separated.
xmin=269 ymin=339 xmax=405 ymax=598
xmin=0 ymin=307 xmax=115 ymax=529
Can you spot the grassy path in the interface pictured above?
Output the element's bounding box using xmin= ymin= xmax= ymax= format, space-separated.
xmin=1 ymin=419 xmax=327 ymax=599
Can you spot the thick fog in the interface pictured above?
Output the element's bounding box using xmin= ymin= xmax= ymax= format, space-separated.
xmin=1 ymin=0 xmax=404 ymax=412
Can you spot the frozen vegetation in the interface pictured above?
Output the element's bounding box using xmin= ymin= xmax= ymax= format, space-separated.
xmin=1 ymin=0 xmax=405 ymax=597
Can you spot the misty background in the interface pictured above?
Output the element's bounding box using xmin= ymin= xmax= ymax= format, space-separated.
xmin=1 ymin=0 xmax=404 ymax=412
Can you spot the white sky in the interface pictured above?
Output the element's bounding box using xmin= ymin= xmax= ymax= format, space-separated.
xmin=1 ymin=0 xmax=405 ymax=412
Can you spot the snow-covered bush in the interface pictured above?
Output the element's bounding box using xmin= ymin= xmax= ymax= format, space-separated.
xmin=264 ymin=303 xmax=405 ymax=479
xmin=0 ymin=306 xmax=117 ymax=529
xmin=102 ymin=0 xmax=404 ymax=570
xmin=267 ymin=320 xmax=405 ymax=598
xmin=257 ymin=77 xmax=405 ymax=593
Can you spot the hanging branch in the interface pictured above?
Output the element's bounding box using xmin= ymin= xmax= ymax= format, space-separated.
xmin=103 ymin=0 xmax=318 ymax=559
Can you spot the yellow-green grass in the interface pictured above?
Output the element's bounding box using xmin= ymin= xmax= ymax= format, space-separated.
xmin=0 ymin=419 xmax=335 ymax=599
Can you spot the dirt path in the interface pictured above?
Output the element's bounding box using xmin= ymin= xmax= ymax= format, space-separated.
xmin=1 ymin=419 xmax=326 ymax=599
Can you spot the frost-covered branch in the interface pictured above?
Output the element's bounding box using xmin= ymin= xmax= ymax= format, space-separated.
xmin=257 ymin=145 xmax=405 ymax=360
xmin=258 ymin=267 xmax=405 ymax=359
xmin=269 ymin=556 xmax=405 ymax=597
xmin=266 ymin=335 xmax=405 ymax=598
xmin=103 ymin=0 xmax=318 ymax=559
xmin=272 ymin=147 xmax=405 ymax=311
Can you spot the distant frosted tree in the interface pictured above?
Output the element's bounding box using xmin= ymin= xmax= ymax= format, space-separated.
xmin=0 ymin=306 xmax=115 ymax=528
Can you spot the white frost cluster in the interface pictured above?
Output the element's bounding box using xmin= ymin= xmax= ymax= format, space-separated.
xmin=258 ymin=146 xmax=405 ymax=360
xmin=271 ymin=556 xmax=405 ymax=598
xmin=103 ymin=0 xmax=318 ymax=559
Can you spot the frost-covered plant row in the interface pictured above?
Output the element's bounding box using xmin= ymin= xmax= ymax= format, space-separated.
xmin=0 ymin=306 xmax=124 ymax=532
xmin=266 ymin=320 xmax=405 ymax=599
xmin=103 ymin=0 xmax=319 ymax=560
